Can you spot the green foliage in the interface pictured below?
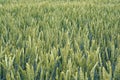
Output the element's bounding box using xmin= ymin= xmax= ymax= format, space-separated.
xmin=0 ymin=0 xmax=120 ymax=80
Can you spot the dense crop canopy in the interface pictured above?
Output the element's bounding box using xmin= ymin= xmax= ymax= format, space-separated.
xmin=0 ymin=0 xmax=120 ymax=80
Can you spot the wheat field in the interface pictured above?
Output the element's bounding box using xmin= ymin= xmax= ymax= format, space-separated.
xmin=0 ymin=0 xmax=120 ymax=80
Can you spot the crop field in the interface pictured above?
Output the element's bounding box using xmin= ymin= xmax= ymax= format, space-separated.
xmin=0 ymin=0 xmax=120 ymax=80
